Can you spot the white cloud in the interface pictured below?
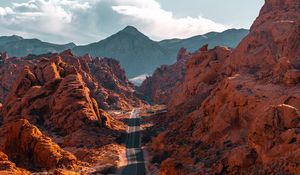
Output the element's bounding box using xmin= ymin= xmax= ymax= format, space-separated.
xmin=112 ymin=0 xmax=228 ymax=39
xmin=0 ymin=0 xmax=229 ymax=44
xmin=0 ymin=7 xmax=13 ymax=16
xmin=0 ymin=0 xmax=93 ymax=43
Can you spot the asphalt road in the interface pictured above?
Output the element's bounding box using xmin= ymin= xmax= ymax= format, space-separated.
xmin=121 ymin=108 xmax=147 ymax=175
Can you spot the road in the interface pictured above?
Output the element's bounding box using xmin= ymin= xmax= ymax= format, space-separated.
xmin=121 ymin=108 xmax=147 ymax=175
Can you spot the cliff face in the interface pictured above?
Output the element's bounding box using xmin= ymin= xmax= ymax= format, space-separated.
xmin=149 ymin=0 xmax=300 ymax=174
xmin=227 ymin=0 xmax=300 ymax=84
xmin=140 ymin=48 xmax=191 ymax=104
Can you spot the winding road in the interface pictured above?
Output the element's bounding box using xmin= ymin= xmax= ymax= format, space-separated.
xmin=121 ymin=108 xmax=147 ymax=175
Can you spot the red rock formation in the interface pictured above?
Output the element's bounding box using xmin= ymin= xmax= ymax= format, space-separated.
xmin=0 ymin=119 xmax=77 ymax=171
xmin=0 ymin=151 xmax=30 ymax=175
xmin=167 ymin=46 xmax=231 ymax=117
xmin=0 ymin=50 xmax=142 ymax=173
xmin=0 ymin=52 xmax=8 ymax=61
xmin=0 ymin=51 xmax=142 ymax=110
xmin=226 ymin=0 xmax=300 ymax=85
xmin=1 ymin=57 xmax=105 ymax=135
xmin=149 ymin=0 xmax=300 ymax=174
xmin=140 ymin=48 xmax=191 ymax=104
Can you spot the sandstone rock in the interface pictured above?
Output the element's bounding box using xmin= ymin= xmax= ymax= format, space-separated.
xmin=1 ymin=58 xmax=106 ymax=135
xmin=148 ymin=0 xmax=300 ymax=174
xmin=199 ymin=44 xmax=208 ymax=52
xmin=0 ymin=51 xmax=141 ymax=173
xmin=1 ymin=119 xmax=77 ymax=171
xmin=0 ymin=52 xmax=8 ymax=61
xmin=140 ymin=48 xmax=191 ymax=104
xmin=0 ymin=51 xmax=142 ymax=110
xmin=227 ymin=0 xmax=300 ymax=83
xmin=167 ymin=46 xmax=231 ymax=117
xmin=159 ymin=158 xmax=189 ymax=175
xmin=248 ymin=104 xmax=300 ymax=163
xmin=283 ymin=69 xmax=300 ymax=85
xmin=0 ymin=151 xmax=30 ymax=175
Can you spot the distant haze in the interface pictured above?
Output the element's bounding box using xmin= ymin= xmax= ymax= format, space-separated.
xmin=0 ymin=0 xmax=264 ymax=44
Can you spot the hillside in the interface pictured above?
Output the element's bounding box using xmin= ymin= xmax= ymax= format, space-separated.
xmin=0 ymin=36 xmax=76 ymax=57
xmin=73 ymin=26 xmax=171 ymax=78
xmin=74 ymin=27 xmax=248 ymax=78
xmin=0 ymin=27 xmax=248 ymax=78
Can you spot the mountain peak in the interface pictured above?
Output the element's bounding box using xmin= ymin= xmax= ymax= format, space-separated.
xmin=121 ymin=26 xmax=142 ymax=35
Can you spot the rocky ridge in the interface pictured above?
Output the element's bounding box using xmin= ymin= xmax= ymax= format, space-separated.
xmin=145 ymin=0 xmax=300 ymax=174
xmin=140 ymin=47 xmax=192 ymax=104
xmin=0 ymin=51 xmax=142 ymax=173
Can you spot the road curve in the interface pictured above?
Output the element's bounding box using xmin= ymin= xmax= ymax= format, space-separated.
xmin=121 ymin=108 xmax=147 ymax=175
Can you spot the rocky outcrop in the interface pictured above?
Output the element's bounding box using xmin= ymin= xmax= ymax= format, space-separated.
xmin=0 ymin=151 xmax=30 ymax=175
xmin=0 ymin=52 xmax=8 ymax=61
xmin=89 ymin=57 xmax=141 ymax=109
xmin=149 ymin=0 xmax=300 ymax=174
xmin=140 ymin=48 xmax=191 ymax=104
xmin=0 ymin=50 xmax=142 ymax=173
xmin=1 ymin=56 xmax=106 ymax=135
xmin=0 ymin=50 xmax=142 ymax=110
xmin=0 ymin=119 xmax=77 ymax=171
xmin=167 ymin=46 xmax=231 ymax=117
xmin=226 ymin=0 xmax=300 ymax=84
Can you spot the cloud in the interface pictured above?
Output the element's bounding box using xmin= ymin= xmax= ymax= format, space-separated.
xmin=0 ymin=0 xmax=229 ymax=44
xmin=112 ymin=0 xmax=228 ymax=39
xmin=0 ymin=0 xmax=112 ymax=44
xmin=0 ymin=7 xmax=13 ymax=16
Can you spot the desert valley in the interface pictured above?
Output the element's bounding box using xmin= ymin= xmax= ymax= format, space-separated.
xmin=0 ymin=0 xmax=300 ymax=174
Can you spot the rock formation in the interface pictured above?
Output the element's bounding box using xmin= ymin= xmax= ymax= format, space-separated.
xmin=1 ymin=55 xmax=107 ymax=133
xmin=0 ymin=51 xmax=142 ymax=110
xmin=0 ymin=50 xmax=143 ymax=173
xmin=147 ymin=0 xmax=300 ymax=174
xmin=140 ymin=48 xmax=191 ymax=104
xmin=0 ymin=151 xmax=30 ymax=175
xmin=0 ymin=119 xmax=77 ymax=171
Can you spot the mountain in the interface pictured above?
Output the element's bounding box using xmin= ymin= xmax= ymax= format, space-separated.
xmin=0 ymin=36 xmax=76 ymax=57
xmin=73 ymin=26 xmax=172 ymax=78
xmin=0 ymin=27 xmax=248 ymax=78
xmin=73 ymin=26 xmax=248 ymax=78
xmin=159 ymin=28 xmax=249 ymax=59
xmin=0 ymin=35 xmax=23 ymax=45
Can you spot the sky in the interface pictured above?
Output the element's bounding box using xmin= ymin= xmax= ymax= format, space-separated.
xmin=0 ymin=0 xmax=264 ymax=45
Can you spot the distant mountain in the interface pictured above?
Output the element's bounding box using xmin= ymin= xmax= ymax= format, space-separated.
xmin=158 ymin=28 xmax=249 ymax=59
xmin=0 ymin=36 xmax=76 ymax=57
xmin=0 ymin=27 xmax=248 ymax=78
xmin=0 ymin=35 xmax=23 ymax=45
xmin=73 ymin=26 xmax=172 ymax=78
xmin=73 ymin=26 xmax=248 ymax=78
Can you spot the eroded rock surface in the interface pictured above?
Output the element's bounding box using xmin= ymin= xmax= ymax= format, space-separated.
xmin=140 ymin=48 xmax=191 ymax=104
xmin=0 ymin=151 xmax=30 ymax=175
xmin=0 ymin=119 xmax=77 ymax=171
xmin=147 ymin=0 xmax=300 ymax=174
xmin=0 ymin=51 xmax=142 ymax=173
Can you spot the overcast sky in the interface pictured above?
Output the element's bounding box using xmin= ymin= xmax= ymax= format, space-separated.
xmin=0 ymin=0 xmax=264 ymax=45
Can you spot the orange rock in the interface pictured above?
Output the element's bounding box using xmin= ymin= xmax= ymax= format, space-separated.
xmin=159 ymin=158 xmax=189 ymax=175
xmin=0 ymin=51 xmax=141 ymax=173
xmin=1 ymin=119 xmax=77 ymax=171
xmin=148 ymin=0 xmax=300 ymax=174
xmin=0 ymin=51 xmax=142 ymax=111
xmin=140 ymin=48 xmax=191 ymax=104
xmin=0 ymin=151 xmax=30 ymax=175
xmin=283 ymin=69 xmax=300 ymax=85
